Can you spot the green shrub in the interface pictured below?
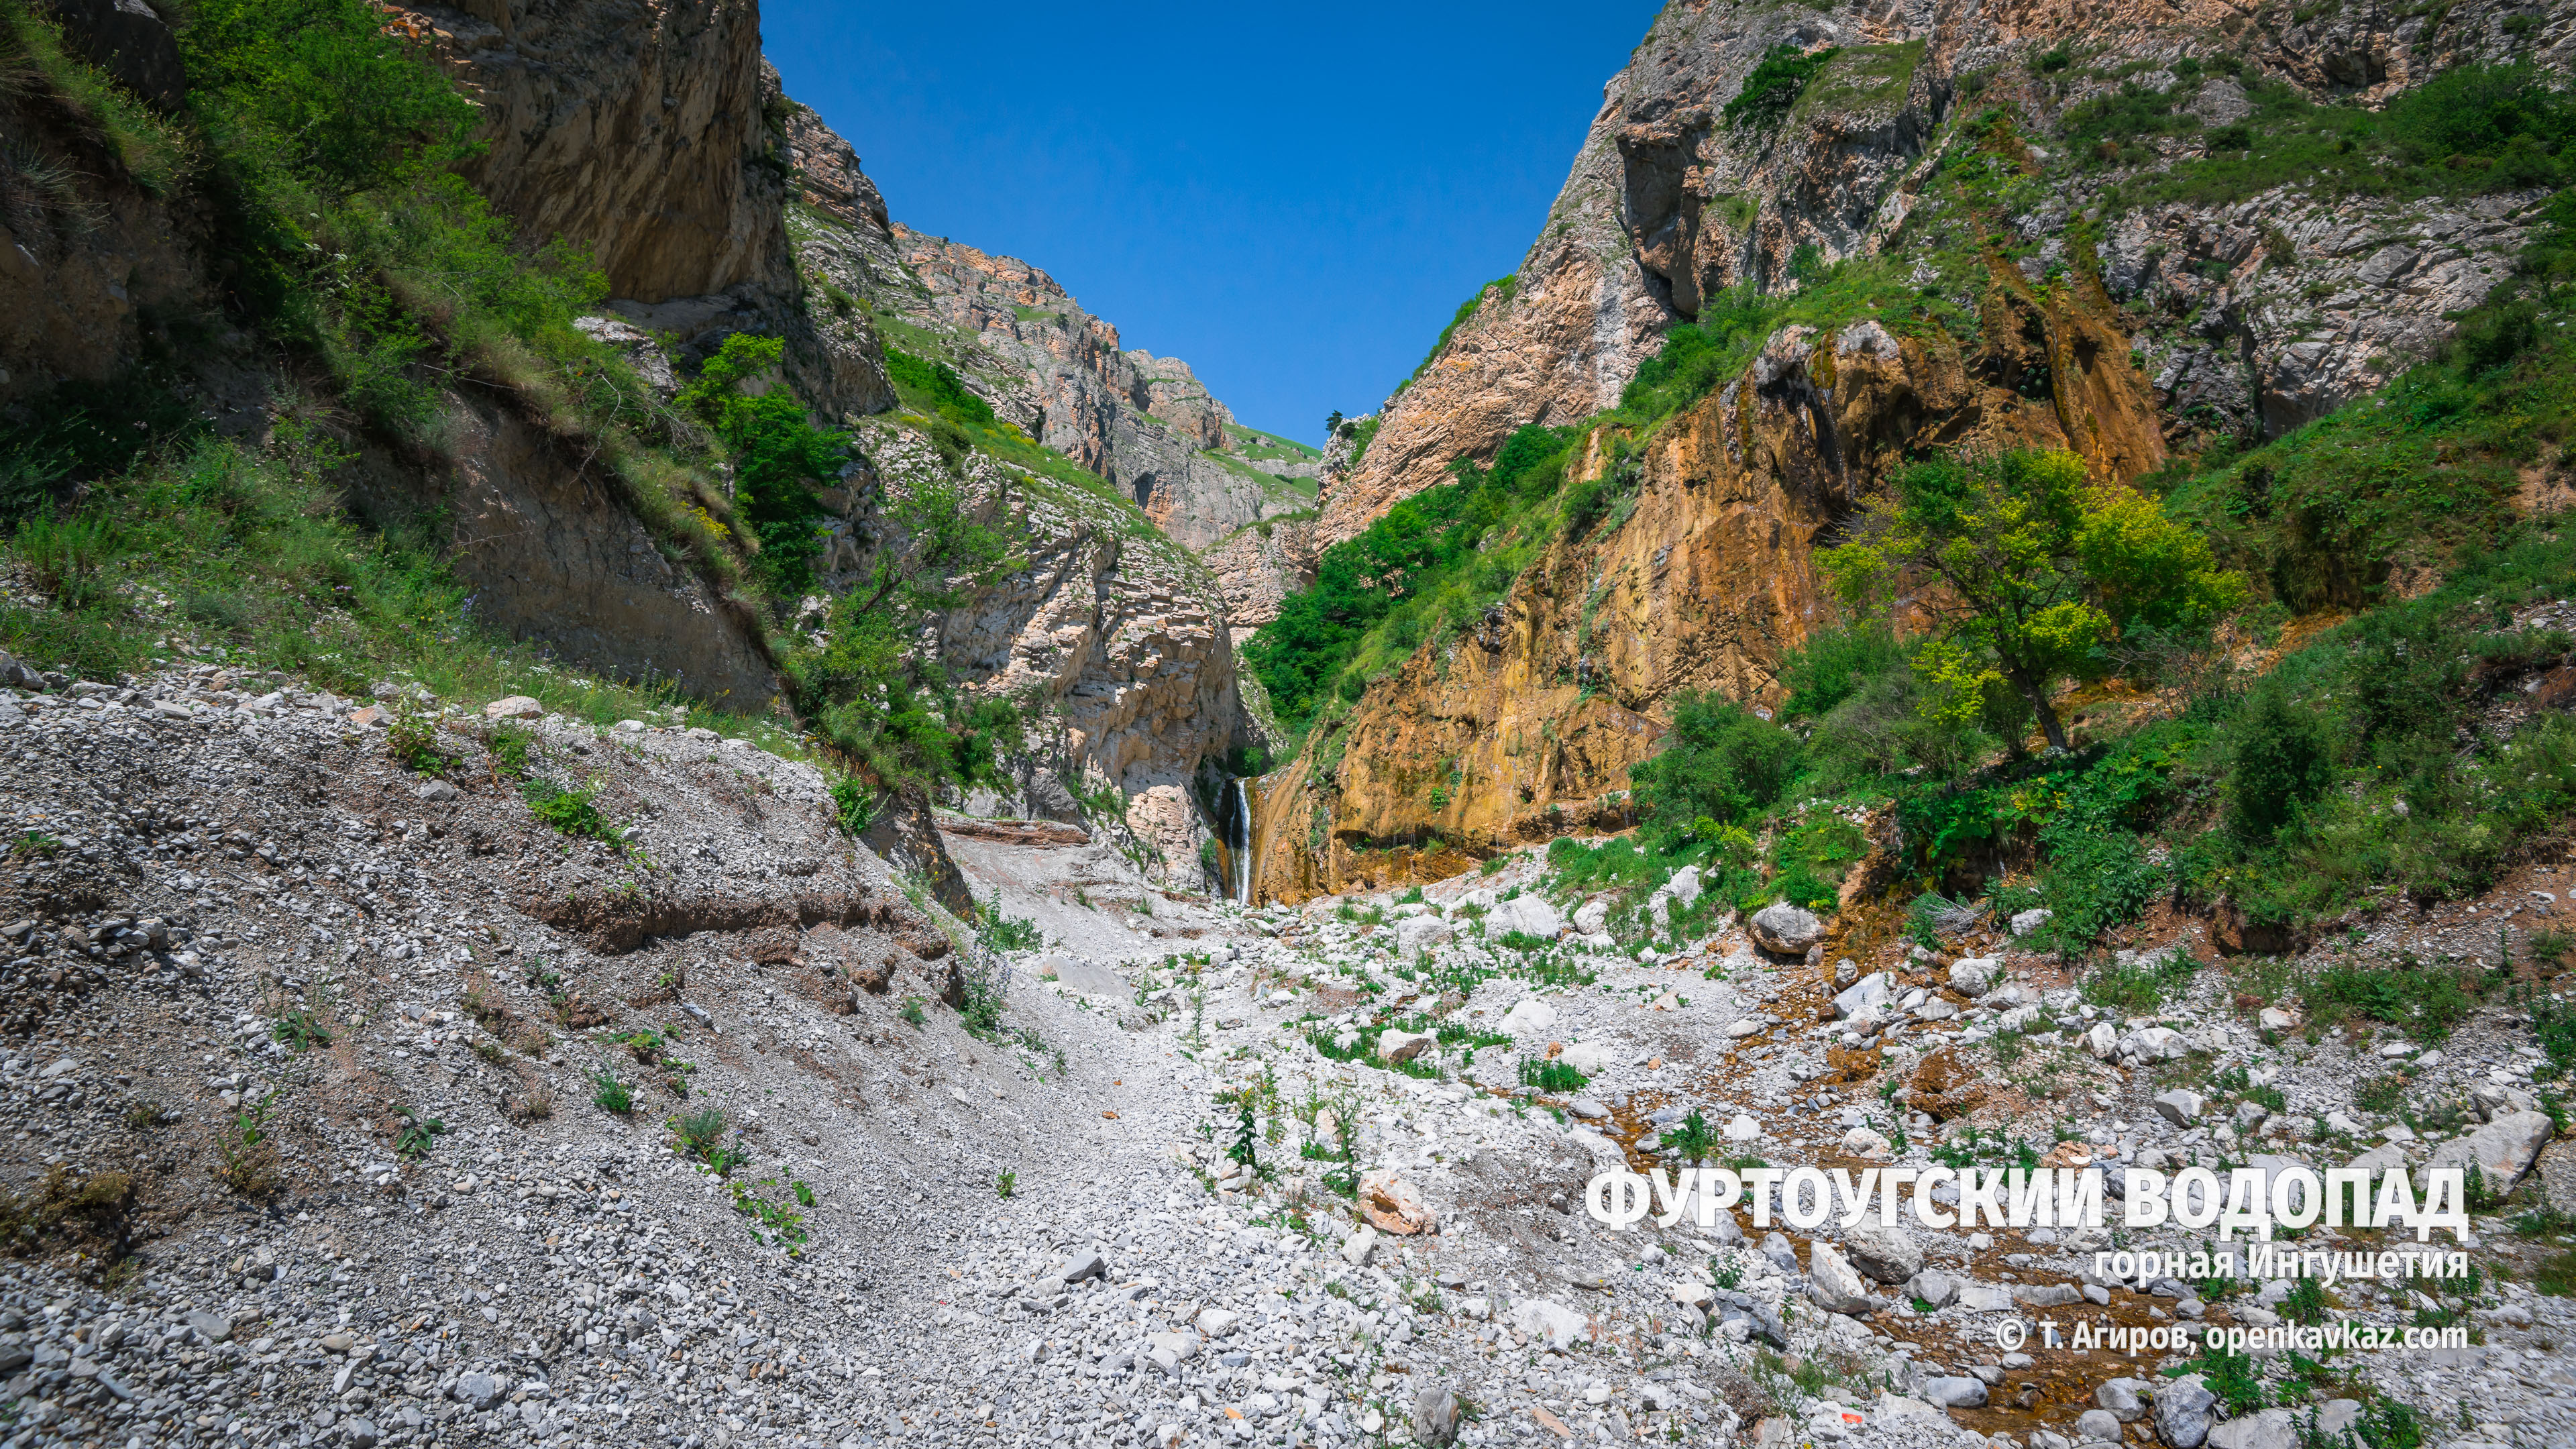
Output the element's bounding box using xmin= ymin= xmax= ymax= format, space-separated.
xmin=2226 ymin=684 xmax=2332 ymax=842
xmin=882 ymin=347 xmax=997 ymax=426
xmin=1518 ymin=1057 xmax=1588 ymax=1093
xmin=1629 ymin=694 xmax=1804 ymax=846
xmin=1724 ymin=43 xmax=1841 ymax=129
xmin=522 ymin=778 xmax=612 ymax=842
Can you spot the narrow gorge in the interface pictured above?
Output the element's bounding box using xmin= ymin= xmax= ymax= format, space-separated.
xmin=1 ymin=4 xmax=2575 ymax=1449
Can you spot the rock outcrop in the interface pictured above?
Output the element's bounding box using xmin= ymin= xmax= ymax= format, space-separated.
xmin=393 ymin=0 xmax=782 ymax=305
xmin=773 ymin=102 xmax=1318 ymax=621
xmin=1309 ymin=0 xmax=2557 ymax=552
xmin=1254 ymin=291 xmax=2165 ymax=901
xmin=828 ymin=423 xmax=1260 ymax=885
xmin=394 ymin=9 xmax=894 ymax=418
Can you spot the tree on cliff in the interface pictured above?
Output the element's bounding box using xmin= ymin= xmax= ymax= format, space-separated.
xmin=1819 ymin=449 xmax=2245 ymax=753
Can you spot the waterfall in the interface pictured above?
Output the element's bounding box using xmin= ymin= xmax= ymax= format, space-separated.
xmin=1232 ymin=777 xmax=1254 ymax=907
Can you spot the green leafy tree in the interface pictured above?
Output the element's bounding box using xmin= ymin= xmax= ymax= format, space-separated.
xmin=677 ymin=335 xmax=847 ymax=596
xmin=1821 ymin=449 xmax=2245 ymax=751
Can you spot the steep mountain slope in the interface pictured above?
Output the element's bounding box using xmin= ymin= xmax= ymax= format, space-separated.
xmin=782 ymin=103 xmax=1321 ymax=626
xmin=1252 ymin=0 xmax=2571 ymax=902
xmin=1316 ymin=0 xmax=2572 ymax=553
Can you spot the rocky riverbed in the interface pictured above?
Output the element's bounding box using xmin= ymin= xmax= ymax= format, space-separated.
xmin=0 ymin=660 xmax=2571 ymax=1449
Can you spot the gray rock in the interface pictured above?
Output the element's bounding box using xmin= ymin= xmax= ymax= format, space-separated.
xmin=1949 ymin=957 xmax=1998 ymax=996
xmin=1568 ymin=1097 xmax=1610 ymax=1120
xmin=455 ymin=1371 xmax=504 ymax=1411
xmin=2316 ymin=1401 xmax=2361 ymax=1438
xmin=415 ymin=779 xmax=459 ymax=803
xmin=2153 ymin=1089 xmax=2206 ymax=1126
xmin=2156 ymin=1377 xmax=2218 ymax=1449
xmin=1059 ymin=1250 xmax=1108 ymax=1284
xmin=2207 ymin=1409 xmax=2297 ymax=1449
xmin=1807 ymin=1240 xmax=1875 ymax=1315
xmin=2018 ymin=1282 xmax=2084 ymax=1307
xmin=1842 ymin=1218 xmax=1922 ymax=1285
xmin=184 ymin=1309 xmax=231 ymax=1343
xmin=2425 ymin=1110 xmax=2553 ymax=1188
xmin=1750 ymin=903 xmax=1825 ymax=955
xmin=1832 ymin=972 xmax=1893 ymax=1020
xmin=1904 ymin=1270 xmax=1956 ymax=1308
xmin=2539 ymin=1139 xmax=2576 ymax=1214
xmin=2076 ymin=1409 xmax=2122 ymax=1442
xmin=1923 ymin=1377 xmax=1988 ymax=1409
xmin=1413 ymin=1385 xmax=1460 ymax=1447
xmin=1954 ymin=1283 xmax=2015 ymax=1312
xmin=1761 ymin=1231 xmax=1799 ymax=1274
xmin=341 ymin=1417 xmax=381 ymax=1449
xmin=44 ymin=0 xmax=187 ymax=109
xmin=2009 ymin=908 xmax=2053 ymax=937
xmin=2096 ymin=1378 xmax=2148 ymax=1422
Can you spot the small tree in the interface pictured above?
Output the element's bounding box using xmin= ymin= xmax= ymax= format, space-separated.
xmin=1820 ymin=449 xmax=2244 ymax=752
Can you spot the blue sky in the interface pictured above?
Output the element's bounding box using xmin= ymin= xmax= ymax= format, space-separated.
xmin=763 ymin=2 xmax=1666 ymax=446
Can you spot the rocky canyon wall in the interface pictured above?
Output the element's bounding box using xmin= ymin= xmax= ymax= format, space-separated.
xmin=1310 ymin=0 xmax=2567 ymax=551
xmin=1252 ymin=0 xmax=2563 ymax=904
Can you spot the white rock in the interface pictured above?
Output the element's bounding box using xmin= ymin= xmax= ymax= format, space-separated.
xmin=1499 ymin=999 xmax=1557 ymax=1040
xmin=1750 ymin=903 xmax=1825 ymax=955
xmin=1489 ymin=895 xmax=1566 ymax=938
xmin=1840 ymin=1126 xmax=1892 ymax=1159
xmin=1666 ymin=865 xmax=1703 ymax=907
xmin=1948 ymin=957 xmax=1998 ymax=996
xmin=2085 ymin=1023 xmax=2120 ymax=1059
xmin=1571 ymin=900 xmax=1609 ymax=936
xmin=1511 ymin=1297 xmax=1589 ymax=1352
xmin=1832 ymin=973 xmax=1893 ymax=1020
xmin=2009 ymin=908 xmax=2053 ymax=937
xmin=1196 ymin=1307 xmax=1241 ymax=1338
xmin=1725 ymin=1113 xmax=1764 ymax=1142
xmin=482 ymin=696 xmax=545 ymax=720
xmin=1376 ymin=1030 xmax=1434 ymax=1065
xmin=2426 ymin=1110 xmax=2553 ymax=1187
xmin=1393 ymin=916 xmax=1454 ymax=956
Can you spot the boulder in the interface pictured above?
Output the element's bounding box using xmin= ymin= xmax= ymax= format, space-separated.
xmin=1571 ymin=900 xmax=1609 ymax=936
xmin=1841 ymin=1219 xmax=1922 ymax=1284
xmin=2426 ymin=1110 xmax=2554 ymax=1189
xmin=1196 ymin=1307 xmax=1241 ymax=1338
xmin=1750 ymin=903 xmax=1825 ymax=955
xmin=1805 ymin=1241 xmax=1876 ymax=1315
xmin=1832 ymin=972 xmax=1894 ymax=1020
xmin=1948 ymin=957 xmax=1998 ymax=996
xmin=2010 ymin=908 xmax=2054 ymax=937
xmin=2153 ymin=1089 xmax=2206 ymax=1126
xmin=1511 ymin=1297 xmax=1589 ymax=1352
xmin=2084 ymin=1022 xmax=2120 ymax=1059
xmin=1840 ymin=1125 xmax=1892 ymax=1159
xmin=46 ymin=0 xmax=186 ymax=109
xmin=1666 ymin=865 xmax=1703 ymax=907
xmin=1725 ymin=1113 xmax=1763 ymax=1141
xmin=2538 ymin=1138 xmax=2576 ymax=1214
xmin=2075 ymin=1409 xmax=2122 ymax=1442
xmin=1953 ymin=1283 xmax=2015 ymax=1312
xmin=1376 ymin=1030 xmax=1434 ymax=1065
xmin=1923 ymin=1377 xmax=1988 ymax=1409
xmin=1412 ymin=1385 xmax=1460 ymax=1448
xmin=2123 ymin=1026 xmax=2188 ymax=1060
xmin=2155 ymin=1377 xmax=2218 ymax=1449
xmin=1340 ymin=1226 xmax=1379 ymax=1267
xmin=2207 ymin=1409 xmax=2298 ymax=1449
xmin=1499 ymin=998 xmax=1557 ymax=1040
xmin=1904 ymin=1270 xmax=1956 ymax=1308
xmin=482 ymin=695 xmax=545 ymax=719
xmin=2095 ymin=1378 xmax=2149 ymax=1422
xmin=1393 ymin=916 xmax=1454 ymax=956
xmin=1489 ymin=895 xmax=1566 ymax=939
xmin=1360 ymin=1171 xmax=1437 ymax=1234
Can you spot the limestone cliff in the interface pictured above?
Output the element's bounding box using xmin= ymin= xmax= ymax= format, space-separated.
xmin=1252 ymin=292 xmax=2164 ymax=901
xmin=775 ymin=103 xmax=1320 ymax=623
xmin=820 ymin=422 xmax=1260 ymax=887
xmin=1252 ymin=0 xmax=2563 ymax=903
xmin=1312 ymin=0 xmax=2563 ymax=551
xmin=392 ymin=5 xmax=893 ymax=419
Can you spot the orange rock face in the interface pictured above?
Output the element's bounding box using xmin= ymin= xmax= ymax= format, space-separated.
xmin=1250 ymin=283 xmax=2165 ymax=904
